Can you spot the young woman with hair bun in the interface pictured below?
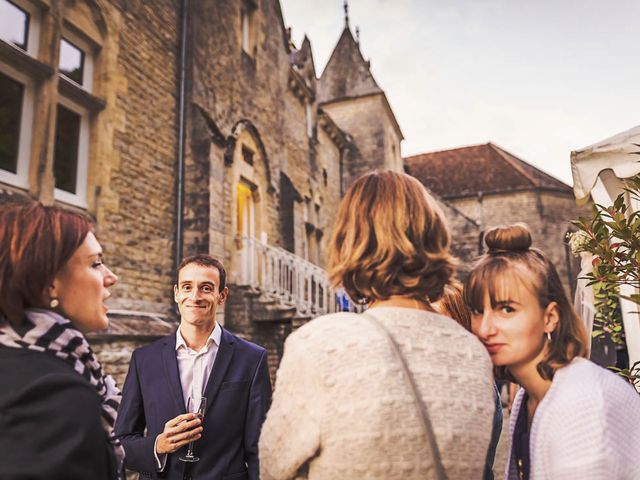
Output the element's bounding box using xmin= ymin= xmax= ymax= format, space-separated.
xmin=465 ymin=223 xmax=640 ymax=480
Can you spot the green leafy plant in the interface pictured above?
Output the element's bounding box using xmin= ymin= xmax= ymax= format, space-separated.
xmin=610 ymin=361 xmax=640 ymax=392
xmin=571 ymin=175 xmax=640 ymax=390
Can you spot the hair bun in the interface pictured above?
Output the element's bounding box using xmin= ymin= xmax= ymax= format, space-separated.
xmin=484 ymin=223 xmax=532 ymax=253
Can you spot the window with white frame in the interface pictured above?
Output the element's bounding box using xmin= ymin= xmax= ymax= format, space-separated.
xmin=53 ymin=94 xmax=89 ymax=207
xmin=58 ymin=30 xmax=94 ymax=91
xmin=53 ymin=30 xmax=94 ymax=207
xmin=59 ymin=38 xmax=85 ymax=85
xmin=0 ymin=0 xmax=103 ymax=208
xmin=0 ymin=0 xmax=40 ymax=56
xmin=0 ymin=61 xmax=34 ymax=188
xmin=0 ymin=0 xmax=39 ymax=189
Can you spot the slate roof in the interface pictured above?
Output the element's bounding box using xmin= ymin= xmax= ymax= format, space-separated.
xmin=317 ymin=26 xmax=382 ymax=103
xmin=404 ymin=143 xmax=572 ymax=199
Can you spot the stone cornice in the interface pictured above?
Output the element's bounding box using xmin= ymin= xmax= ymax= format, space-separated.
xmin=317 ymin=109 xmax=350 ymax=150
xmin=58 ymin=76 xmax=106 ymax=112
xmin=288 ymin=67 xmax=315 ymax=104
xmin=0 ymin=40 xmax=53 ymax=80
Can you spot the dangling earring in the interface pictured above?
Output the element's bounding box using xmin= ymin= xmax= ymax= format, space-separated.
xmin=546 ymin=331 xmax=551 ymax=342
xmin=50 ymin=297 xmax=59 ymax=309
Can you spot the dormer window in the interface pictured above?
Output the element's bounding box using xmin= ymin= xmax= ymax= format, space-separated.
xmin=0 ymin=0 xmax=29 ymax=50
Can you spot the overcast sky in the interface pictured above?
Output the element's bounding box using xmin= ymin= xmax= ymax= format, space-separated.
xmin=280 ymin=0 xmax=640 ymax=185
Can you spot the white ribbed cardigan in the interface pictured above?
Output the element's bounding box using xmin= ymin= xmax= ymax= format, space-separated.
xmin=507 ymin=357 xmax=640 ymax=480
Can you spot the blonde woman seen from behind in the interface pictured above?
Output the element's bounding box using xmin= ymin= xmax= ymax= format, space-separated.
xmin=259 ymin=171 xmax=495 ymax=480
xmin=465 ymin=223 xmax=640 ymax=480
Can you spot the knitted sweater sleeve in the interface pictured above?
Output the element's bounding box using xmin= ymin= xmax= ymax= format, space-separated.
xmin=540 ymin=389 xmax=610 ymax=479
xmin=259 ymin=329 xmax=322 ymax=480
xmin=535 ymin=362 xmax=640 ymax=479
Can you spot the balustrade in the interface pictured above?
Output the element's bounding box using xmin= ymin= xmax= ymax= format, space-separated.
xmin=237 ymin=236 xmax=358 ymax=316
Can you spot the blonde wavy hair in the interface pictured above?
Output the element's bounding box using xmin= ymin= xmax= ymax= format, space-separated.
xmin=327 ymin=170 xmax=456 ymax=304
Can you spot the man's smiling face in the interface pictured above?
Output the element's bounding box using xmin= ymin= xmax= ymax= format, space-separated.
xmin=174 ymin=263 xmax=227 ymax=328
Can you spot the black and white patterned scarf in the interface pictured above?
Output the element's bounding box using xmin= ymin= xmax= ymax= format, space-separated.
xmin=0 ymin=308 xmax=125 ymax=478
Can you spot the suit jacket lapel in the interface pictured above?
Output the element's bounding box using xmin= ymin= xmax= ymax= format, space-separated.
xmin=161 ymin=331 xmax=186 ymax=413
xmin=203 ymin=326 xmax=234 ymax=416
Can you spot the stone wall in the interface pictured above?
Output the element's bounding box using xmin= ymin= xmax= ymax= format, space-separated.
xmin=0 ymin=0 xmax=182 ymax=379
xmin=316 ymin=127 xmax=344 ymax=266
xmin=101 ymin=0 xmax=179 ymax=316
xmin=450 ymin=190 xmax=590 ymax=290
xmin=90 ymin=338 xmax=146 ymax=387
xmin=320 ymin=94 xmax=400 ymax=187
xmin=435 ymin=199 xmax=482 ymax=277
xmin=184 ymin=0 xmax=347 ymax=349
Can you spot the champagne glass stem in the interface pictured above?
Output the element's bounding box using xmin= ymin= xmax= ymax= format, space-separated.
xmin=186 ymin=439 xmax=195 ymax=457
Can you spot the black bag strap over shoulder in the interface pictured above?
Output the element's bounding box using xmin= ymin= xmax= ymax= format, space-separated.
xmin=361 ymin=312 xmax=448 ymax=480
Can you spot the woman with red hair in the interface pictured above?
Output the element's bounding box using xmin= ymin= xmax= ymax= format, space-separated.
xmin=0 ymin=201 xmax=123 ymax=479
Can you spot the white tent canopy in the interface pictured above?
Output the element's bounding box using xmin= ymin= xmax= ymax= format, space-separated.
xmin=571 ymin=125 xmax=640 ymax=205
xmin=571 ymin=126 xmax=640 ymax=371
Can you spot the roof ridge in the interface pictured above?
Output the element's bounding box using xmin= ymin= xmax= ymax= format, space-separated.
xmin=490 ymin=143 xmax=570 ymax=188
xmin=404 ymin=142 xmax=490 ymax=159
xmin=488 ymin=143 xmax=539 ymax=187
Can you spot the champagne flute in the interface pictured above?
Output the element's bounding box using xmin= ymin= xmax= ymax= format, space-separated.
xmin=179 ymin=396 xmax=207 ymax=463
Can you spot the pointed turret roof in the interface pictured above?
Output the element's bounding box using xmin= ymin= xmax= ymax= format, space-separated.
xmin=294 ymin=35 xmax=317 ymax=79
xmin=318 ymin=25 xmax=383 ymax=103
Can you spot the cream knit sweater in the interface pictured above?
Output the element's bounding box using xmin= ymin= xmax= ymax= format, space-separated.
xmin=259 ymin=307 xmax=495 ymax=480
xmin=507 ymin=357 xmax=640 ymax=480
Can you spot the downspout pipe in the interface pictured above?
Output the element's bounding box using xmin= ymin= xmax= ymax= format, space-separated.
xmin=175 ymin=0 xmax=189 ymax=271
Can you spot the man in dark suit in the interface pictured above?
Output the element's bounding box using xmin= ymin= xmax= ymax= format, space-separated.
xmin=115 ymin=254 xmax=272 ymax=480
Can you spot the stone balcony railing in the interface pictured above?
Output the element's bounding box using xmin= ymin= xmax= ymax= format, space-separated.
xmin=237 ymin=236 xmax=358 ymax=317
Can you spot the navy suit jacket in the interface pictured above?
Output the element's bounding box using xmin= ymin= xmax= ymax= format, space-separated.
xmin=114 ymin=327 xmax=272 ymax=480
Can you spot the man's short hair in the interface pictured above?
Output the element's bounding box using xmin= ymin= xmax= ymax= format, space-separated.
xmin=177 ymin=254 xmax=227 ymax=290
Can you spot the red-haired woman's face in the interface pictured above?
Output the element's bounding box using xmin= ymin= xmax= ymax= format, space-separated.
xmin=50 ymin=232 xmax=118 ymax=333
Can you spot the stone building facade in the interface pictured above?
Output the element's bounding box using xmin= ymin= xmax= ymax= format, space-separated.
xmin=0 ymin=0 xmax=182 ymax=381
xmin=405 ymin=143 xmax=590 ymax=291
xmin=0 ymin=0 xmax=424 ymax=382
xmin=1 ymin=0 xmax=581 ymax=384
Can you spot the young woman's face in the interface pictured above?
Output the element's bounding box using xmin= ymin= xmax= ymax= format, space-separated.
xmin=50 ymin=232 xmax=118 ymax=333
xmin=470 ymin=279 xmax=557 ymax=370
